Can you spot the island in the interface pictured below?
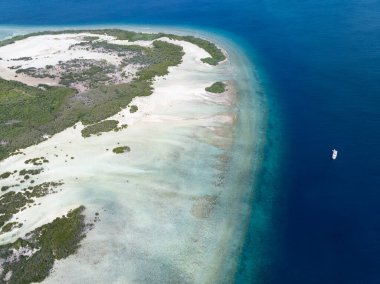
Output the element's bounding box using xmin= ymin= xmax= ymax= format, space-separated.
xmin=0 ymin=28 xmax=260 ymax=283
xmin=205 ymin=81 xmax=227 ymax=93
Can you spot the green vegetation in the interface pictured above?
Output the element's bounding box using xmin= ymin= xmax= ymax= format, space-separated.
xmin=0 ymin=191 xmax=31 ymax=228
xmin=82 ymin=36 xmax=100 ymax=42
xmin=85 ymin=40 xmax=143 ymax=56
xmin=205 ymin=81 xmax=227 ymax=93
xmin=81 ymin=120 xmax=119 ymax=137
xmin=59 ymin=59 xmax=116 ymax=88
xmin=13 ymin=56 xmax=32 ymax=61
xmin=0 ymin=79 xmax=76 ymax=161
xmin=0 ymin=171 xmax=12 ymax=179
xmin=0 ymin=181 xmax=63 ymax=227
xmin=134 ymin=40 xmax=184 ymax=81
xmin=0 ymin=206 xmax=87 ymax=283
xmin=166 ymin=35 xmax=226 ymax=65
xmin=8 ymin=65 xmax=21 ymax=70
xmin=16 ymin=67 xmax=56 ymax=79
xmin=19 ymin=168 xmax=43 ymax=176
xmin=130 ymin=105 xmax=138 ymax=113
xmin=72 ymin=80 xmax=153 ymax=125
xmin=25 ymin=157 xmax=49 ymax=165
xmin=1 ymin=185 xmax=10 ymax=191
xmin=24 ymin=181 xmax=63 ymax=198
xmin=112 ymin=146 xmax=131 ymax=154
xmin=9 ymin=150 xmax=24 ymax=157
xmin=1 ymin=221 xmax=22 ymax=234
xmin=114 ymin=124 xmax=128 ymax=132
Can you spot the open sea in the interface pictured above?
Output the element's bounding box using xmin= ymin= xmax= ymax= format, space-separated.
xmin=0 ymin=0 xmax=379 ymax=283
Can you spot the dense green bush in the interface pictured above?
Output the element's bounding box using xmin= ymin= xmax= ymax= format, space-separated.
xmin=112 ymin=146 xmax=131 ymax=154
xmin=205 ymin=81 xmax=226 ymax=93
xmin=0 ymin=171 xmax=12 ymax=179
xmin=81 ymin=120 xmax=119 ymax=137
xmin=130 ymin=105 xmax=138 ymax=113
xmin=0 ymin=206 xmax=86 ymax=283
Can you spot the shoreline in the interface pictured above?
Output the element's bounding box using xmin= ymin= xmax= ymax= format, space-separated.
xmin=0 ymin=26 xmax=268 ymax=283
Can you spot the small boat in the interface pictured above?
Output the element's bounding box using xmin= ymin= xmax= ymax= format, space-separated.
xmin=332 ymin=149 xmax=338 ymax=160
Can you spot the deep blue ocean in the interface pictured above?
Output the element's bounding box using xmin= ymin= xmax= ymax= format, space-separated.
xmin=1 ymin=0 xmax=379 ymax=283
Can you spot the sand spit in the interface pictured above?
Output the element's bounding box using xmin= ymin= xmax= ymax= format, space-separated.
xmin=0 ymin=30 xmax=260 ymax=283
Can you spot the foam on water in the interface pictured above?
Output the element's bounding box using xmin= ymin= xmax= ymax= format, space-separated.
xmin=0 ymin=27 xmax=266 ymax=283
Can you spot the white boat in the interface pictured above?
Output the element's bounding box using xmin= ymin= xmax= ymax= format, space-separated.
xmin=332 ymin=149 xmax=338 ymax=160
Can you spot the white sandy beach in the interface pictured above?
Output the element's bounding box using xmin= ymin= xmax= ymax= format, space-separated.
xmin=0 ymin=29 xmax=263 ymax=283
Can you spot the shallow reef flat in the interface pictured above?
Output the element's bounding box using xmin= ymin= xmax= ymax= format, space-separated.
xmin=0 ymin=28 xmax=264 ymax=283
